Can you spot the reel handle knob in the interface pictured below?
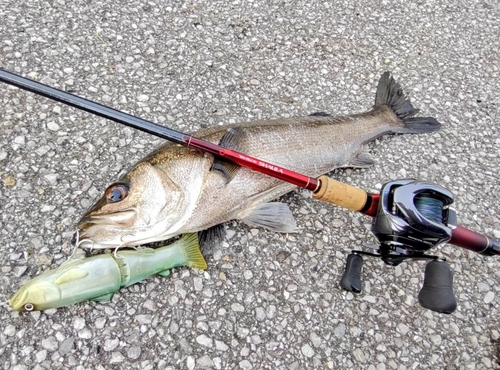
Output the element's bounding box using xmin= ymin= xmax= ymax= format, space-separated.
xmin=340 ymin=253 xmax=363 ymax=293
xmin=418 ymin=260 xmax=457 ymax=314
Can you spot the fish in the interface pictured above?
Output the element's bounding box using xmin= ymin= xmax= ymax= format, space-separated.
xmin=76 ymin=72 xmax=441 ymax=250
xmin=9 ymin=234 xmax=206 ymax=311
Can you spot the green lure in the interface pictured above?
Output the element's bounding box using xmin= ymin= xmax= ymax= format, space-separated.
xmin=9 ymin=234 xmax=206 ymax=311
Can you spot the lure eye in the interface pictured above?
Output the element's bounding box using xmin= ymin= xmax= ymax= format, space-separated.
xmin=24 ymin=303 xmax=34 ymax=312
xmin=105 ymin=184 xmax=129 ymax=203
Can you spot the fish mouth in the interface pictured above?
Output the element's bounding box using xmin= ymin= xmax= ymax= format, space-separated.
xmin=78 ymin=209 xmax=137 ymax=228
xmin=9 ymin=288 xmax=29 ymax=312
xmin=76 ymin=209 xmax=139 ymax=250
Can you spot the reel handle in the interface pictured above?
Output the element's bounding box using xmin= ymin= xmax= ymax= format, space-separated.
xmin=418 ymin=260 xmax=457 ymax=314
xmin=339 ymin=253 xmax=363 ymax=293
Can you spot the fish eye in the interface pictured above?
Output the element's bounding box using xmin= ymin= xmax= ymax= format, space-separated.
xmin=24 ymin=303 xmax=34 ymax=311
xmin=104 ymin=184 xmax=129 ymax=203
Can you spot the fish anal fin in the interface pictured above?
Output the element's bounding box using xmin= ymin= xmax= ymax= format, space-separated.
xmin=181 ymin=233 xmax=208 ymax=270
xmin=349 ymin=150 xmax=376 ymax=168
xmin=93 ymin=292 xmax=114 ymax=302
xmin=241 ymin=202 xmax=299 ymax=233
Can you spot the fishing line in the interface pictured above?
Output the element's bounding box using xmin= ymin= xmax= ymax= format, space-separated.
xmin=71 ymin=230 xmax=95 ymax=255
xmin=414 ymin=194 xmax=444 ymax=224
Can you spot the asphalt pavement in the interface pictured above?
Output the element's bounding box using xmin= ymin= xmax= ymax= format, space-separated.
xmin=1 ymin=0 xmax=499 ymax=369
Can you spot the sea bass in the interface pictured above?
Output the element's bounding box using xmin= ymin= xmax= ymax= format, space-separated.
xmin=9 ymin=234 xmax=206 ymax=311
xmin=77 ymin=72 xmax=440 ymax=249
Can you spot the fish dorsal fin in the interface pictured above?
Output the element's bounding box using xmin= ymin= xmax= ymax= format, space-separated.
xmin=241 ymin=202 xmax=299 ymax=233
xmin=309 ymin=111 xmax=331 ymax=117
xmin=211 ymin=128 xmax=247 ymax=183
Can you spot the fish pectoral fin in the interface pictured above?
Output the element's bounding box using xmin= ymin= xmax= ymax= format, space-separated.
xmin=210 ymin=127 xmax=250 ymax=182
xmin=348 ymin=150 xmax=376 ymax=168
xmin=158 ymin=269 xmax=171 ymax=277
xmin=241 ymin=202 xmax=299 ymax=233
xmin=211 ymin=159 xmax=240 ymax=183
xmin=92 ymin=292 xmax=114 ymax=302
xmin=181 ymin=233 xmax=208 ymax=270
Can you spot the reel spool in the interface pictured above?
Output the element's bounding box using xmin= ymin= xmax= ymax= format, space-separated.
xmin=340 ymin=180 xmax=458 ymax=314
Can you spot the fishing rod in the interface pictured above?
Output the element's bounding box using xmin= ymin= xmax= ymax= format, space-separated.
xmin=0 ymin=69 xmax=372 ymax=213
xmin=1 ymin=69 xmax=498 ymax=313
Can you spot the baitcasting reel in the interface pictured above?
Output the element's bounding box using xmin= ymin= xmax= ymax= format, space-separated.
xmin=340 ymin=179 xmax=458 ymax=313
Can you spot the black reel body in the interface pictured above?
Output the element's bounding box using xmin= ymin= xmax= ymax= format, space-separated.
xmin=372 ymin=179 xmax=456 ymax=261
xmin=340 ymin=179 xmax=458 ymax=314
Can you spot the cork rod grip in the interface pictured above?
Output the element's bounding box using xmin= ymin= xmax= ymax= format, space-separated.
xmin=312 ymin=176 xmax=368 ymax=212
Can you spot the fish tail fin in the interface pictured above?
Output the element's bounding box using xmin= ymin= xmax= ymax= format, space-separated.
xmin=375 ymin=72 xmax=441 ymax=134
xmin=180 ymin=233 xmax=208 ymax=270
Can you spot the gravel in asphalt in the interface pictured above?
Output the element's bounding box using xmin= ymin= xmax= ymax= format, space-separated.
xmin=1 ymin=0 xmax=499 ymax=369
